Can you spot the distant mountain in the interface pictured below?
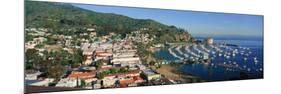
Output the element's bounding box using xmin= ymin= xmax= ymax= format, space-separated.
xmin=25 ymin=1 xmax=193 ymax=43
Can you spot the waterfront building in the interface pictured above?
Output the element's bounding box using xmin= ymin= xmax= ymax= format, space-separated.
xmin=142 ymin=69 xmax=161 ymax=81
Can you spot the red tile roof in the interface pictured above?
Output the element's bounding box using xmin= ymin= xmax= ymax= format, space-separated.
xmin=133 ymin=76 xmax=143 ymax=81
xmin=68 ymin=72 xmax=96 ymax=79
xmin=119 ymin=79 xmax=134 ymax=88
xmin=100 ymin=66 xmax=126 ymax=71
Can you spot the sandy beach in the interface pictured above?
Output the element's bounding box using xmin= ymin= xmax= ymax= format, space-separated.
xmin=156 ymin=64 xmax=204 ymax=83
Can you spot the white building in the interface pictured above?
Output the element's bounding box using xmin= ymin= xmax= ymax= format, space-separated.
xmin=93 ymin=80 xmax=102 ymax=89
xmin=102 ymin=78 xmax=117 ymax=88
xmin=26 ymin=78 xmax=54 ymax=87
xmin=55 ymin=78 xmax=81 ymax=88
xmin=25 ymin=71 xmax=42 ymax=80
xmin=111 ymin=57 xmax=141 ymax=67
xmin=142 ymin=69 xmax=161 ymax=81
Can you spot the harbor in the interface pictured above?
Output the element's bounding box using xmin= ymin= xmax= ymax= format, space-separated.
xmin=155 ymin=38 xmax=263 ymax=81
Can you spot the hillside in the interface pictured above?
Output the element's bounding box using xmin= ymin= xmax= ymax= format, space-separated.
xmin=25 ymin=1 xmax=193 ymax=43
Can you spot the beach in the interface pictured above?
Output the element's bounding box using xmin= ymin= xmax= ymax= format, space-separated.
xmin=156 ymin=64 xmax=204 ymax=83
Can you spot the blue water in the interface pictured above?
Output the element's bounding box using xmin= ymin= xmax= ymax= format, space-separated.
xmin=155 ymin=38 xmax=263 ymax=81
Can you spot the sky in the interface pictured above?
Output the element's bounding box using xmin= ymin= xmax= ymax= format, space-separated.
xmin=73 ymin=4 xmax=263 ymax=38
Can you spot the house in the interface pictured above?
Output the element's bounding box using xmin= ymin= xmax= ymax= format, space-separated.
xmin=83 ymin=55 xmax=93 ymax=65
xmin=81 ymin=43 xmax=97 ymax=55
xmin=26 ymin=80 xmax=49 ymax=87
xmin=33 ymin=37 xmax=46 ymax=44
xmin=102 ymin=78 xmax=117 ymax=88
xmin=25 ymin=71 xmax=42 ymax=80
xmin=133 ymin=76 xmax=145 ymax=83
xmin=111 ymin=57 xmax=141 ymax=67
xmin=25 ymin=78 xmax=54 ymax=86
xmin=87 ymin=28 xmax=95 ymax=32
xmin=56 ymin=78 xmax=81 ymax=88
xmin=118 ymin=78 xmax=135 ymax=88
xmin=142 ymin=69 xmax=161 ymax=81
xmin=136 ymin=64 xmax=146 ymax=70
xmin=82 ymin=48 xmax=95 ymax=56
xmin=80 ymin=66 xmax=96 ymax=71
xmin=27 ymin=78 xmax=55 ymax=87
xmin=94 ymin=51 xmax=112 ymax=61
xmin=68 ymin=71 xmax=96 ymax=79
xmin=67 ymin=71 xmax=96 ymax=87
xmin=118 ymin=75 xmax=144 ymax=88
xmin=90 ymin=32 xmax=97 ymax=37
xmin=109 ymin=32 xmax=115 ymax=36
xmin=25 ymin=42 xmax=36 ymax=50
xmin=92 ymin=80 xmax=102 ymax=89
xmin=82 ymin=77 xmax=97 ymax=89
xmin=113 ymin=52 xmax=137 ymax=58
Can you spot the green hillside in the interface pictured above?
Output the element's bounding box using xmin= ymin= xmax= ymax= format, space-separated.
xmin=25 ymin=1 xmax=193 ymax=43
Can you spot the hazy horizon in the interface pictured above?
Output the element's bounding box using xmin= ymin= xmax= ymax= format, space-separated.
xmin=73 ymin=4 xmax=263 ymax=38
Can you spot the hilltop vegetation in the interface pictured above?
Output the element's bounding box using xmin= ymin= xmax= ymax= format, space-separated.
xmin=25 ymin=1 xmax=193 ymax=43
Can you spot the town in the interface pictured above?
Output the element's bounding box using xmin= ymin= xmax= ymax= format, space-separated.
xmin=25 ymin=27 xmax=174 ymax=90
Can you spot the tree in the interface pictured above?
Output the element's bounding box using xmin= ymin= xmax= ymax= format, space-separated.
xmin=96 ymin=72 xmax=105 ymax=79
xmin=119 ymin=67 xmax=128 ymax=73
xmin=95 ymin=60 xmax=103 ymax=70
xmin=47 ymin=64 xmax=65 ymax=80
xmin=149 ymin=61 xmax=156 ymax=66
xmin=39 ymin=60 xmax=51 ymax=72
xmin=35 ymin=43 xmax=44 ymax=48
xmin=25 ymin=49 xmax=41 ymax=70
xmin=109 ymin=68 xmax=118 ymax=74
xmin=80 ymin=80 xmax=86 ymax=88
xmin=71 ymin=49 xmax=83 ymax=67
xmin=25 ymin=34 xmax=34 ymax=42
xmin=25 ymin=63 xmax=33 ymax=70
xmin=26 ymin=49 xmax=38 ymax=62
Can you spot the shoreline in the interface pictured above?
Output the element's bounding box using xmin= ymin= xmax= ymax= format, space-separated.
xmin=156 ymin=64 xmax=204 ymax=83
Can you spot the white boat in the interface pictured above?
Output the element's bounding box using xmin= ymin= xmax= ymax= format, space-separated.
xmin=168 ymin=46 xmax=184 ymax=60
xmin=254 ymin=60 xmax=259 ymax=63
xmin=226 ymin=56 xmax=230 ymax=59
xmin=254 ymin=57 xmax=257 ymax=60
xmin=244 ymin=57 xmax=248 ymax=61
xmin=247 ymin=68 xmax=251 ymax=72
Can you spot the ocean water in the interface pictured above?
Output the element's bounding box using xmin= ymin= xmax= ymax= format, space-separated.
xmin=154 ymin=38 xmax=263 ymax=81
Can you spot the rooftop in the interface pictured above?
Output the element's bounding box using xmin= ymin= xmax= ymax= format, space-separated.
xmin=68 ymin=72 xmax=96 ymax=78
xmin=143 ymin=69 xmax=157 ymax=76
